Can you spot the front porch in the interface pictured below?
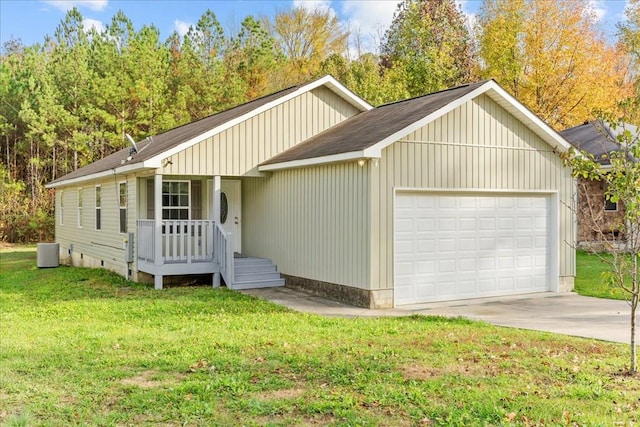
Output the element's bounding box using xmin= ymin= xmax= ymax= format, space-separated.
xmin=136 ymin=218 xmax=232 ymax=285
xmin=135 ymin=174 xmax=283 ymax=290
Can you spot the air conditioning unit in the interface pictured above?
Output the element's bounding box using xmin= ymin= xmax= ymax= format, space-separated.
xmin=37 ymin=243 xmax=60 ymax=268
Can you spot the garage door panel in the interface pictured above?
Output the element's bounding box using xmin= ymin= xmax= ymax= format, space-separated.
xmin=479 ymin=218 xmax=496 ymax=230
xmin=438 ymin=218 xmax=456 ymax=231
xmin=438 ymin=239 xmax=456 ymax=251
xmin=417 ymin=260 xmax=435 ymax=274
xmin=395 ymin=193 xmax=551 ymax=305
xmin=395 ymin=217 xmax=414 ymax=232
xmin=460 ymin=217 xmax=477 ymax=230
xmin=395 ymin=240 xmax=414 ymax=255
xmin=417 ymin=218 xmax=436 ymax=231
xmin=416 ymin=239 xmax=436 ymax=253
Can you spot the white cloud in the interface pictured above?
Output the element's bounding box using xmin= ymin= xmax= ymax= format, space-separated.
xmin=293 ymin=0 xmax=334 ymax=13
xmin=341 ymin=0 xmax=397 ymax=53
xmin=455 ymin=0 xmax=478 ymax=36
xmin=83 ymin=17 xmax=104 ymax=33
xmin=43 ymin=0 xmax=108 ymax=12
xmin=174 ymin=19 xmax=192 ymax=37
xmin=587 ymin=0 xmax=607 ymax=21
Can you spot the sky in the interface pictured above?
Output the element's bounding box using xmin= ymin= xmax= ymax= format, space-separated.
xmin=0 ymin=0 xmax=632 ymax=54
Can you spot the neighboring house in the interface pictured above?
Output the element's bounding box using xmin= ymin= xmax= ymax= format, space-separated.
xmin=560 ymin=121 xmax=628 ymax=249
xmin=47 ymin=75 xmax=576 ymax=308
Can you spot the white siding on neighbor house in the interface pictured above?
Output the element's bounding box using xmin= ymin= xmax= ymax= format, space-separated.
xmin=370 ymin=94 xmax=575 ymax=291
xmin=242 ymin=162 xmax=370 ymax=288
xmin=163 ymin=86 xmax=361 ymax=176
xmin=55 ymin=173 xmax=138 ymax=274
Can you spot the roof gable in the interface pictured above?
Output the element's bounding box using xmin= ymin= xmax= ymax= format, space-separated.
xmin=47 ymin=75 xmax=372 ymax=188
xmin=260 ymin=80 xmax=572 ymax=171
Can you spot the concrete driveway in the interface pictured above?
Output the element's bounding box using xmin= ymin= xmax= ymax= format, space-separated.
xmin=240 ymin=288 xmax=634 ymax=344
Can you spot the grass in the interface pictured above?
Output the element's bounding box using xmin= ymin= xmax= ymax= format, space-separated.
xmin=575 ymin=250 xmax=631 ymax=300
xmin=1 ymin=248 xmax=639 ymax=426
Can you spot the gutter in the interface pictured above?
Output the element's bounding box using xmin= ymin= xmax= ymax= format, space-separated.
xmin=45 ymin=161 xmax=158 ymax=188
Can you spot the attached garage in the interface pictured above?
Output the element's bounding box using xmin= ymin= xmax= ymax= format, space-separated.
xmin=259 ymin=78 xmax=576 ymax=309
xmin=394 ymin=191 xmax=559 ymax=305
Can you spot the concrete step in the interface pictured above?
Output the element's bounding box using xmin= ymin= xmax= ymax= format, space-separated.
xmin=231 ymin=278 xmax=285 ymax=290
xmin=234 ymin=271 xmax=282 ymax=282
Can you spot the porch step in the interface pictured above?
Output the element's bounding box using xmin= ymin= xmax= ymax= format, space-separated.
xmin=229 ymin=256 xmax=285 ymax=290
xmin=234 ymin=257 xmax=274 ymax=267
xmin=235 ymin=264 xmax=279 ymax=275
xmin=234 ymin=271 xmax=283 ymax=282
xmin=231 ymin=278 xmax=286 ymax=290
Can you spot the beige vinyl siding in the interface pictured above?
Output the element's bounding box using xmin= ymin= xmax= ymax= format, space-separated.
xmin=164 ymin=86 xmax=361 ymax=176
xmin=243 ymin=162 xmax=370 ymax=288
xmin=369 ymin=94 xmax=575 ymax=290
xmin=55 ymin=174 xmax=138 ymax=273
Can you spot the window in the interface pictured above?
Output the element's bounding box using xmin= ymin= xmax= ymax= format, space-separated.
xmin=604 ymin=196 xmax=617 ymax=212
xmin=78 ymin=189 xmax=83 ymax=228
xmin=60 ymin=190 xmax=64 ymax=225
xmin=604 ymin=183 xmax=618 ymax=212
xmin=162 ymin=181 xmax=189 ymax=220
xmin=119 ymin=182 xmax=127 ymax=233
xmin=220 ymin=192 xmax=228 ymax=224
xmin=95 ymin=186 xmax=101 ymax=230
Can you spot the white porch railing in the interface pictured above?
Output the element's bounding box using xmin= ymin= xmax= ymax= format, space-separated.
xmin=213 ymin=222 xmax=234 ymax=285
xmin=137 ymin=220 xmax=155 ymax=261
xmin=137 ymin=220 xmax=215 ymax=263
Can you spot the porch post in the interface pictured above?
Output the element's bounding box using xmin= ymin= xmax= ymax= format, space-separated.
xmin=154 ymin=172 xmax=163 ymax=290
xmin=212 ymin=175 xmax=221 ymax=288
xmin=213 ymin=175 xmax=221 ymax=225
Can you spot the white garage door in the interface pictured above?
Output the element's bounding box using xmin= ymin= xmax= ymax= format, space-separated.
xmin=394 ymin=193 xmax=551 ymax=306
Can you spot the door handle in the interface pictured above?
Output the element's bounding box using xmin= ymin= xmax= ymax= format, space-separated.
xmin=234 ymin=216 xmax=239 ymax=225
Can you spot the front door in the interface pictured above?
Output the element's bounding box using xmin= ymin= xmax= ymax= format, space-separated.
xmin=220 ymin=180 xmax=242 ymax=254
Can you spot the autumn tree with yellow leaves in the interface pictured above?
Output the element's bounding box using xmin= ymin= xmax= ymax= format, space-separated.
xmin=477 ymin=0 xmax=631 ymax=130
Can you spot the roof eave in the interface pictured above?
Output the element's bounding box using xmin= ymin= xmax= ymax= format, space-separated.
xmin=259 ymin=151 xmax=372 ymax=171
xmin=144 ymin=76 xmax=373 ymax=168
xmin=45 ymin=161 xmax=157 ymax=188
xmin=484 ymin=83 xmax=571 ymax=153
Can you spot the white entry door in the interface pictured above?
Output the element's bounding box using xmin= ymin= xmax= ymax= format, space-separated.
xmin=394 ymin=192 xmax=552 ymax=306
xmin=220 ymin=180 xmax=242 ymax=254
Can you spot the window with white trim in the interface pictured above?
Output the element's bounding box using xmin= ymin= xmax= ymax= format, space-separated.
xmin=119 ymin=182 xmax=127 ymax=233
xmin=95 ymin=186 xmax=101 ymax=230
xmin=162 ymin=181 xmax=190 ymax=220
xmin=78 ymin=188 xmax=83 ymax=228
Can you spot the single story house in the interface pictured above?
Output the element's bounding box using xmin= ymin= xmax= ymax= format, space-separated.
xmin=560 ymin=120 xmax=631 ymax=249
xmin=47 ymin=75 xmax=576 ymax=308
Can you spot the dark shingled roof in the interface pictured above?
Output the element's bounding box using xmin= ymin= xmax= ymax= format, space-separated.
xmin=49 ymin=84 xmax=304 ymax=185
xmin=261 ymin=80 xmax=490 ymax=165
xmin=560 ymin=121 xmax=622 ymax=166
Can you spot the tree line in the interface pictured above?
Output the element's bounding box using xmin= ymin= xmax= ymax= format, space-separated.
xmin=1 ymin=0 xmax=638 ymax=242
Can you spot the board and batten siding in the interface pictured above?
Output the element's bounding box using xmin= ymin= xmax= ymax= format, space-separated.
xmin=55 ymin=174 xmax=138 ymax=274
xmin=164 ymin=86 xmax=361 ymax=176
xmin=370 ymin=94 xmax=576 ymax=291
xmin=243 ymin=162 xmax=370 ymax=288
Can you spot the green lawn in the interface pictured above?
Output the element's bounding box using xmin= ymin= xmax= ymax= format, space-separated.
xmin=1 ymin=248 xmax=639 ymax=426
xmin=575 ymin=250 xmax=631 ymax=300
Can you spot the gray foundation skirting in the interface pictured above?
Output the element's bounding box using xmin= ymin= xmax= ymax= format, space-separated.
xmin=281 ymin=274 xmax=391 ymax=309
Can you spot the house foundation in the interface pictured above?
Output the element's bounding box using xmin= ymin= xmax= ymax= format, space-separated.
xmin=281 ymin=274 xmax=394 ymax=309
